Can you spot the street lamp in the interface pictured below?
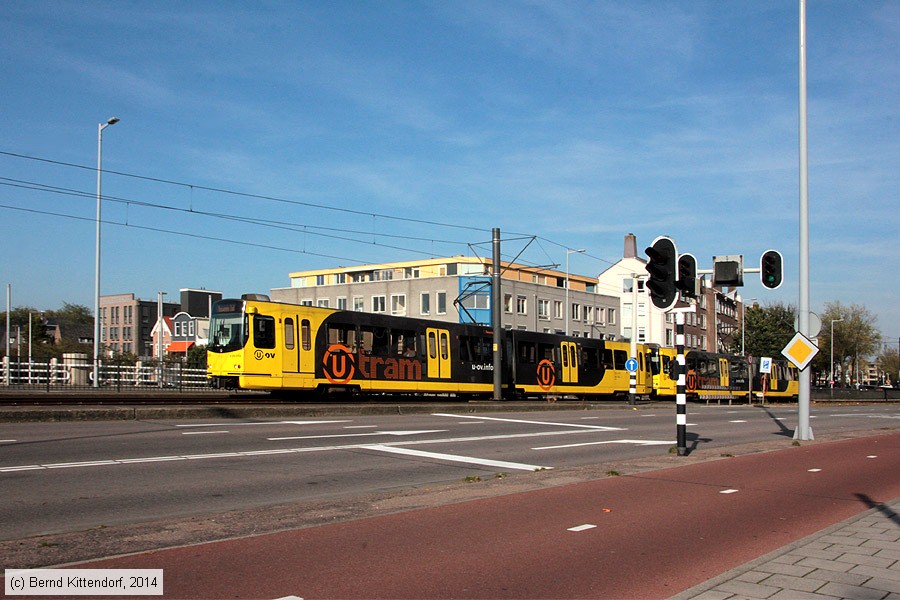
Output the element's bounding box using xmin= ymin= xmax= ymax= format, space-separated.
xmin=830 ymin=317 xmax=843 ymax=396
xmin=93 ymin=117 xmax=119 ymax=388
xmin=565 ymin=248 xmax=585 ymax=335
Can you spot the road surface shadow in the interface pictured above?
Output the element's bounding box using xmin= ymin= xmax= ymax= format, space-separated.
xmin=761 ymin=406 xmax=794 ymax=437
xmin=855 ymin=493 xmax=900 ymax=528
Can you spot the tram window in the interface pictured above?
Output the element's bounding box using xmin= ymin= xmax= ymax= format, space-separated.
xmin=392 ymin=329 xmax=417 ymax=355
xmin=582 ymin=347 xmax=599 ymax=370
xmin=358 ymin=326 xmax=389 ymax=354
xmin=301 ymin=320 xmax=311 ymax=351
xmin=440 ymin=332 xmax=449 ymax=360
xmin=459 ymin=336 xmax=491 ymax=362
xmin=284 ymin=318 xmax=295 ymax=350
xmin=372 ymin=327 xmax=390 ymax=354
xmin=730 ymin=361 xmax=747 ymax=380
xmin=253 ymin=315 xmax=276 ymax=349
xmin=602 ymin=349 xmax=614 ymax=369
xmin=539 ymin=343 xmax=555 ymax=362
xmin=614 ymin=350 xmax=628 ymax=370
xmin=327 ymin=323 xmax=355 ymax=346
xmin=518 ymin=342 xmax=536 ymax=364
xmin=428 ymin=331 xmax=437 ymax=359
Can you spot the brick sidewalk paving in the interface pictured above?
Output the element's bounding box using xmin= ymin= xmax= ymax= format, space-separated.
xmin=674 ymin=497 xmax=900 ymax=599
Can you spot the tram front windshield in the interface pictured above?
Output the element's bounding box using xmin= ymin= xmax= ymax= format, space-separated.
xmin=209 ymin=311 xmax=248 ymax=353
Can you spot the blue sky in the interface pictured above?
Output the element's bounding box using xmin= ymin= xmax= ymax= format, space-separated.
xmin=1 ymin=1 xmax=898 ymax=344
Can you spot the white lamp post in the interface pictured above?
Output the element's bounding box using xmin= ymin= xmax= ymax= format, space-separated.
xmin=565 ymin=248 xmax=585 ymax=336
xmin=830 ymin=317 xmax=843 ymax=396
xmin=93 ymin=117 xmax=119 ymax=388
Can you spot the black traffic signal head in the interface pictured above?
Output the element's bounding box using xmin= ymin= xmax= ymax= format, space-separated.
xmin=644 ymin=236 xmax=678 ymax=310
xmin=760 ymin=249 xmax=783 ymax=289
xmin=677 ymin=253 xmax=698 ymax=297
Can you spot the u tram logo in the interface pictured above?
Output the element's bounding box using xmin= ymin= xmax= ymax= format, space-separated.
xmin=254 ymin=350 xmax=276 ymax=360
xmin=536 ymin=359 xmax=556 ymax=391
xmin=322 ymin=344 xmax=356 ymax=384
xmin=686 ymin=371 xmax=698 ymax=392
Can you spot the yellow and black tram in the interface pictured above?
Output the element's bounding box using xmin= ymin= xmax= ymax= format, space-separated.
xmin=207 ymin=295 xmax=798 ymax=402
xmin=208 ymin=295 xmax=656 ymax=399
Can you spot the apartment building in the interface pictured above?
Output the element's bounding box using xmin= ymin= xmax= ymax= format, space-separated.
xmin=270 ymin=256 xmax=620 ymax=339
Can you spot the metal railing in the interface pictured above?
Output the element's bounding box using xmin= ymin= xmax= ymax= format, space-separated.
xmin=1 ymin=358 xmax=211 ymax=391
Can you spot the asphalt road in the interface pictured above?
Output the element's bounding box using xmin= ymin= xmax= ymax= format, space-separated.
xmin=1 ymin=404 xmax=897 ymax=542
xmin=66 ymin=431 xmax=900 ymax=599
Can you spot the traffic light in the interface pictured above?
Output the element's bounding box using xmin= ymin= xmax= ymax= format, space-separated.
xmin=713 ymin=255 xmax=744 ymax=287
xmin=677 ymin=253 xmax=698 ymax=297
xmin=645 ymin=236 xmax=677 ymax=310
xmin=760 ymin=249 xmax=783 ymax=289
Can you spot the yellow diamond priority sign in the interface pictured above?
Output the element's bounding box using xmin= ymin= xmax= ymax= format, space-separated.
xmin=781 ymin=331 xmax=819 ymax=370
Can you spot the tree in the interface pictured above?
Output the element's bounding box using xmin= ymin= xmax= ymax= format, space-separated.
xmin=876 ymin=347 xmax=898 ymax=386
xmin=730 ymin=301 xmax=796 ymax=359
xmin=186 ymin=345 xmax=207 ymax=369
xmin=817 ymin=302 xmax=881 ymax=386
xmin=45 ymin=303 xmax=93 ymax=324
xmin=0 ymin=306 xmax=49 ymax=359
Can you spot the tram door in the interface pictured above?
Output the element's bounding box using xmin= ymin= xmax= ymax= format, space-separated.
xmin=560 ymin=341 xmax=578 ymax=384
xmin=426 ymin=328 xmax=451 ymax=379
xmin=282 ymin=316 xmax=299 ymax=373
xmin=719 ymin=357 xmax=730 ymax=388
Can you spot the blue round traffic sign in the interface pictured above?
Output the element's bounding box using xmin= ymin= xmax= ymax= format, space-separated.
xmin=625 ymin=358 xmax=639 ymax=373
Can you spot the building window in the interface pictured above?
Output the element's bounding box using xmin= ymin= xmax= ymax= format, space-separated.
xmin=637 ymin=327 xmax=646 ymax=342
xmin=461 ymin=295 xmax=490 ymax=310
xmin=372 ymin=296 xmax=386 ymax=313
xmin=538 ymin=299 xmax=549 ymax=319
xmin=391 ymin=294 xmax=406 ymax=316
xmin=337 ymin=297 xmax=347 ymax=310
xmin=504 ymin=293 xmax=513 ymax=313
xmin=584 ymin=305 xmax=594 ymax=323
xmin=516 ymin=295 xmax=527 ymax=315
xmin=420 ymin=293 xmax=431 ymax=315
xmin=554 ymin=300 xmax=563 ymax=319
xmin=436 ymin=292 xmax=447 ymax=315
xmin=316 ymin=275 xmax=326 ymax=286
xmin=317 ymin=299 xmax=329 ymax=308
xmin=353 ymin=296 xmax=365 ymax=312
xmin=336 ymin=273 xmax=346 ymax=284
xmin=608 ymin=308 xmax=616 ymax=325
xmin=571 ymin=303 xmax=581 ymax=322
xmin=623 ymin=278 xmax=634 ymax=293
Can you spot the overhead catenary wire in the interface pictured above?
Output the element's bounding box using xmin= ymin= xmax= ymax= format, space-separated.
xmin=0 ymin=149 xmax=626 ymax=275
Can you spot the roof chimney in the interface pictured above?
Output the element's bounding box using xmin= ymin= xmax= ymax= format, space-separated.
xmin=624 ymin=233 xmax=637 ymax=259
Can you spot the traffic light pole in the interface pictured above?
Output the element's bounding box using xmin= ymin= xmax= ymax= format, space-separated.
xmin=671 ymin=306 xmax=695 ymax=456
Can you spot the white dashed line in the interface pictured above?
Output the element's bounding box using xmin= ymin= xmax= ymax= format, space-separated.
xmin=720 ymin=489 xmax=739 ymax=494
xmin=567 ymin=524 xmax=597 ymax=532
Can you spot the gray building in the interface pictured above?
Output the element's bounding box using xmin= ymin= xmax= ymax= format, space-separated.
xmin=270 ymin=256 xmax=620 ymax=339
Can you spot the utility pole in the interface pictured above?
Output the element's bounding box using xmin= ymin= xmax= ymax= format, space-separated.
xmin=795 ymin=0 xmax=813 ymax=440
xmin=491 ymin=228 xmax=502 ymax=401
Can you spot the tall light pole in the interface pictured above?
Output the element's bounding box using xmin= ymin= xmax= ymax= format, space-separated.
xmin=796 ymin=0 xmax=813 ymax=440
xmin=741 ymin=297 xmax=757 ymax=355
xmin=565 ymin=248 xmax=585 ymax=336
xmin=93 ymin=117 xmax=120 ymax=388
xmin=830 ymin=317 xmax=843 ymax=396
